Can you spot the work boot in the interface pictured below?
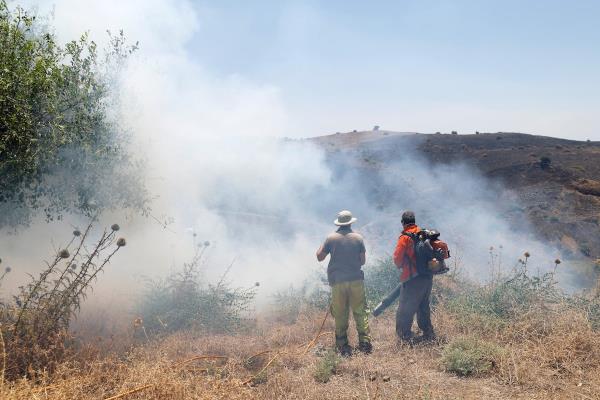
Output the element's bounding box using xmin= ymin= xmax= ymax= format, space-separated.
xmin=398 ymin=332 xmax=414 ymax=346
xmin=337 ymin=344 xmax=353 ymax=357
xmin=358 ymin=341 xmax=373 ymax=354
xmin=411 ymin=336 xmax=432 ymax=345
xmin=420 ymin=330 xmax=436 ymax=343
xmin=409 ymin=332 xmax=436 ymax=346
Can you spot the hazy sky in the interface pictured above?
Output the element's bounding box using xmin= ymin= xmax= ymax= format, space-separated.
xmin=186 ymin=0 xmax=600 ymax=140
xmin=22 ymin=0 xmax=600 ymax=140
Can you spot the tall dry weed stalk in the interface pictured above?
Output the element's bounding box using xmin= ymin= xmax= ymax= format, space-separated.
xmin=0 ymin=222 xmax=126 ymax=380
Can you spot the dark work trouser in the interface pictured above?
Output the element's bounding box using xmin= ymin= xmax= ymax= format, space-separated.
xmin=395 ymin=274 xmax=434 ymax=340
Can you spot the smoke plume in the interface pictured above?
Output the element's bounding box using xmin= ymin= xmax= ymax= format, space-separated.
xmin=1 ymin=0 xmax=569 ymax=305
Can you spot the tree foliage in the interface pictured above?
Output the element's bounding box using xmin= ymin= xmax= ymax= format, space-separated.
xmin=0 ymin=2 xmax=146 ymax=226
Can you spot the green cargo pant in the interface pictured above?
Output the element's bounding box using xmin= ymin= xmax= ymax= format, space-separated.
xmin=330 ymin=279 xmax=371 ymax=347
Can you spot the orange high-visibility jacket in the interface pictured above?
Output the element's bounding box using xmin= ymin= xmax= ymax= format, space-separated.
xmin=393 ymin=224 xmax=420 ymax=283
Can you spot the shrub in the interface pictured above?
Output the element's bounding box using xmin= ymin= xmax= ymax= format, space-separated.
xmin=441 ymin=336 xmax=502 ymax=376
xmin=313 ymin=349 xmax=341 ymax=383
xmin=540 ymin=156 xmax=552 ymax=170
xmin=271 ymin=286 xmax=305 ymax=324
xmin=271 ymin=269 xmax=330 ymax=323
xmin=448 ymin=267 xmax=560 ymax=322
xmin=138 ymin=250 xmax=257 ymax=335
xmin=580 ymin=244 xmax=591 ymax=257
xmin=0 ymin=222 xmax=125 ymax=379
xmin=364 ymin=258 xmax=400 ymax=308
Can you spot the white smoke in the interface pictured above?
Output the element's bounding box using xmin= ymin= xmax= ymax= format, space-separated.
xmin=0 ymin=0 xmax=571 ymax=305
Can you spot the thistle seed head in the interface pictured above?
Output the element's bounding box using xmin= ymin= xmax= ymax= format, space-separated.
xmin=70 ymin=263 xmax=77 ymax=270
xmin=111 ymin=224 xmax=120 ymax=232
xmin=524 ymin=252 xmax=531 ymax=258
xmin=554 ymin=259 xmax=562 ymax=265
xmin=254 ymin=282 xmax=260 ymax=287
xmin=59 ymin=249 xmax=70 ymax=259
xmin=73 ymin=230 xmax=81 ymax=237
xmin=5 ymin=266 xmax=11 ymax=273
xmin=116 ymin=238 xmax=126 ymax=247
xmin=204 ymin=241 xmax=210 ymax=247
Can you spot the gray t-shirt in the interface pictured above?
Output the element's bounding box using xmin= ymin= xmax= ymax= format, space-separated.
xmin=321 ymin=226 xmax=366 ymax=285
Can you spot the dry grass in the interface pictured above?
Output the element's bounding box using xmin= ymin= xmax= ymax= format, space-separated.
xmin=1 ymin=291 xmax=599 ymax=400
xmin=2 ymin=251 xmax=599 ymax=399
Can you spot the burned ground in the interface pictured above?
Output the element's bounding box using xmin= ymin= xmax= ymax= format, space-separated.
xmin=311 ymin=130 xmax=600 ymax=262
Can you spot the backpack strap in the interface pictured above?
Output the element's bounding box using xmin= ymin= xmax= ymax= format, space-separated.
xmin=400 ymin=232 xmax=418 ymax=241
xmin=400 ymin=232 xmax=418 ymax=268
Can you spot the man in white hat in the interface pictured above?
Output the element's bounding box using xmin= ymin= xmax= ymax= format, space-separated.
xmin=316 ymin=210 xmax=372 ymax=356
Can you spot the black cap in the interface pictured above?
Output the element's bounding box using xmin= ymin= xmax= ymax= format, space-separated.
xmin=401 ymin=211 xmax=416 ymax=225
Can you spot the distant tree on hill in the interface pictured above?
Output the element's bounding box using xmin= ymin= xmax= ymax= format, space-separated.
xmin=540 ymin=156 xmax=552 ymax=170
xmin=0 ymin=2 xmax=147 ymax=226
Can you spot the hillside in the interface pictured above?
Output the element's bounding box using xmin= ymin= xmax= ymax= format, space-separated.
xmin=311 ymin=130 xmax=600 ymax=261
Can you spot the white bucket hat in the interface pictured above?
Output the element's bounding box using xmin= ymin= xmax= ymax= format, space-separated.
xmin=334 ymin=210 xmax=357 ymax=226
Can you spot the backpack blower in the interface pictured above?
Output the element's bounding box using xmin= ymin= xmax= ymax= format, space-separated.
xmin=371 ymin=229 xmax=450 ymax=317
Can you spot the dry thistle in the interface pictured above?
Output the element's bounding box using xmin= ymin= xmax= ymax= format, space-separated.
xmin=5 ymin=266 xmax=11 ymax=273
xmin=59 ymin=249 xmax=70 ymax=259
xmin=111 ymin=224 xmax=120 ymax=231
xmin=524 ymin=252 xmax=531 ymax=259
xmin=70 ymin=263 xmax=77 ymax=270
xmin=554 ymin=259 xmax=562 ymax=265
xmin=116 ymin=238 xmax=127 ymax=247
xmin=73 ymin=229 xmax=81 ymax=237
xmin=255 ymin=282 xmax=260 ymax=287
xmin=204 ymin=241 xmax=210 ymax=247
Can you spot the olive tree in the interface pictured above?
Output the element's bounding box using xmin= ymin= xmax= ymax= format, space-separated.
xmin=0 ymin=2 xmax=147 ymax=227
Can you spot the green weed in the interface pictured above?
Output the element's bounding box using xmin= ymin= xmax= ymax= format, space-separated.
xmin=313 ymin=349 xmax=341 ymax=383
xmin=441 ymin=336 xmax=502 ymax=376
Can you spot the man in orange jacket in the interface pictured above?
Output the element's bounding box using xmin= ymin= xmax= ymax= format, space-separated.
xmin=392 ymin=211 xmax=435 ymax=343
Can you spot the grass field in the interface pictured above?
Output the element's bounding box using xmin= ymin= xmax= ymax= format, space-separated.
xmin=3 ymin=270 xmax=600 ymax=400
